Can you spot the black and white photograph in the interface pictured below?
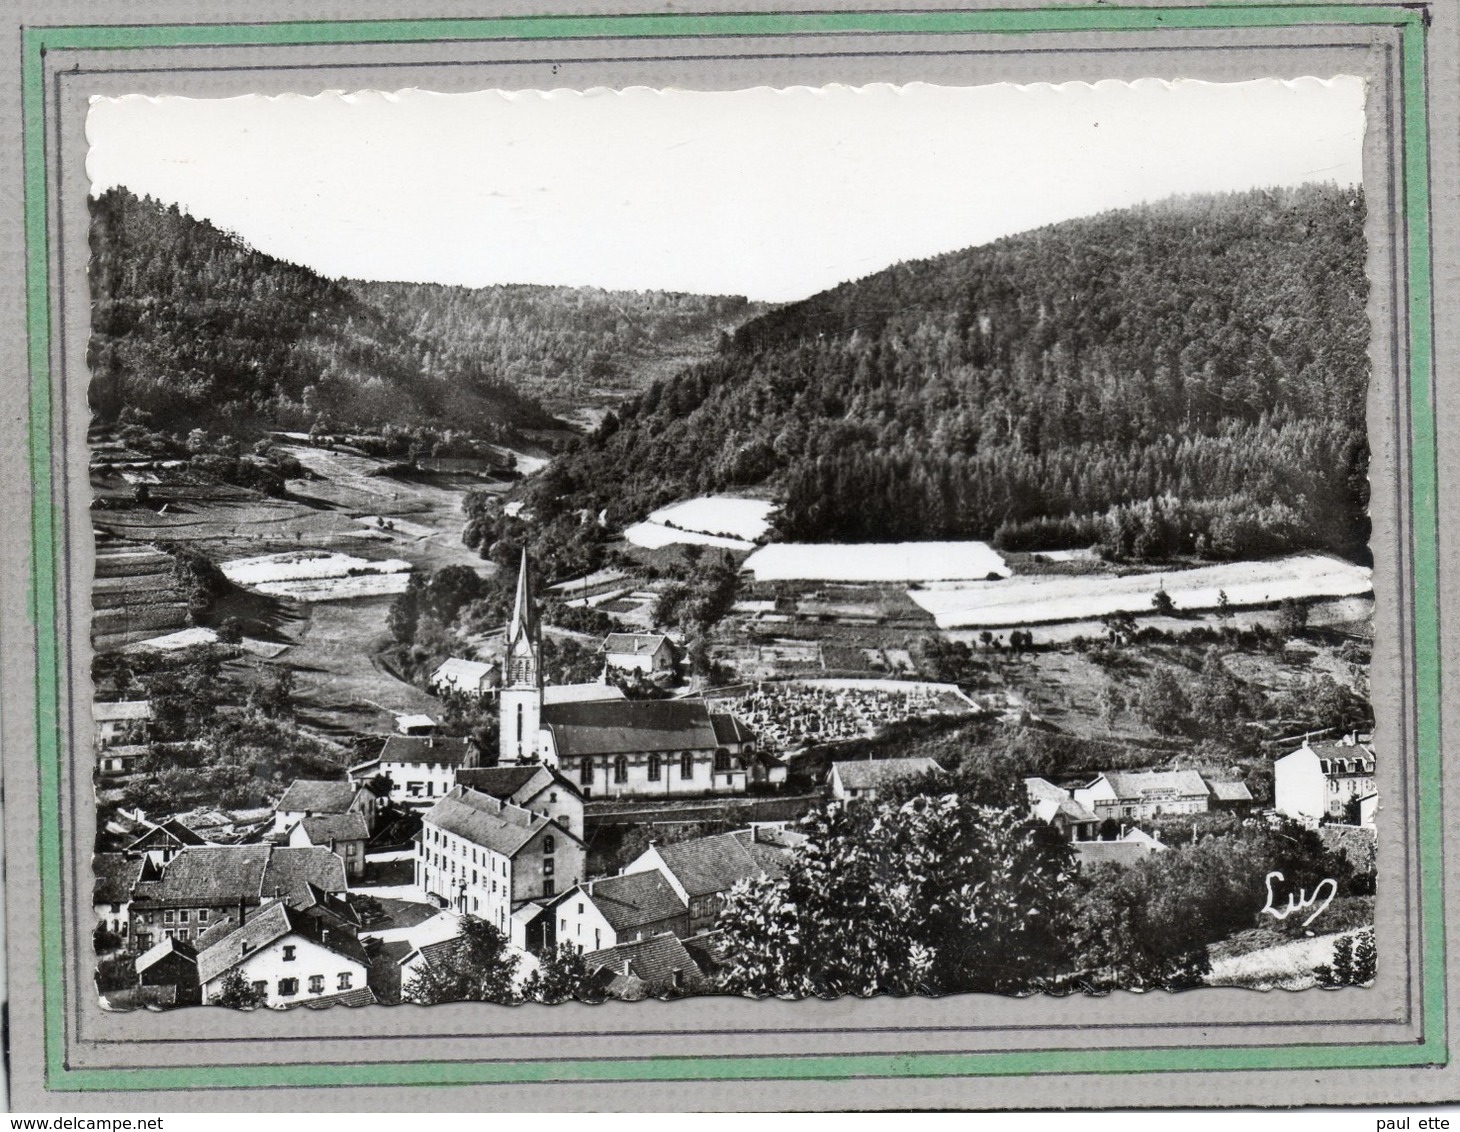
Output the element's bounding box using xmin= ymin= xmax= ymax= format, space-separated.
xmin=84 ymin=76 xmax=1378 ymax=1012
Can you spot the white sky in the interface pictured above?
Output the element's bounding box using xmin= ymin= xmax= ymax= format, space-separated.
xmin=87 ymin=78 xmax=1365 ymax=303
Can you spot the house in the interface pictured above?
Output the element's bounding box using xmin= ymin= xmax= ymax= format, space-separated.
xmin=94 ymin=852 xmax=145 ymax=942
xmin=289 ymin=813 xmax=371 ymax=880
xmin=1071 ymin=828 xmax=1167 ymax=869
xmin=98 ymin=744 xmax=147 ymax=779
xmin=127 ymin=844 xmax=347 ymax=954
xmin=196 ymin=900 xmax=371 ymax=1009
xmin=1274 ymin=735 xmax=1376 ymax=822
xmin=550 ymin=870 xmax=690 ymax=955
xmin=429 ymin=657 xmax=496 ymax=699
xmin=93 ymin=699 xmax=152 ymax=747
xmin=394 ymin=714 xmax=437 ymax=736
xmin=417 ymin=785 xmax=584 ymax=948
xmin=603 ymin=632 xmax=675 ymax=675
xmin=397 ymin=936 xmax=462 ymax=1003
xmin=624 ymin=828 xmax=796 ymax=934
xmin=1206 ymin=779 xmax=1256 ymax=814
xmin=283 ymin=986 xmax=378 ymax=1010
xmin=582 ymin=932 xmax=709 ymax=999
xmin=1022 ymin=778 xmax=1101 ymax=842
xmin=1072 ymin=769 xmax=1211 ymax=823
xmin=829 ymin=757 xmax=941 ymax=802
xmin=496 ymin=553 xmax=755 ymax=797
xmin=349 ymin=735 xmax=478 ymax=810
xmin=124 ymin=818 xmax=208 ymax=866
xmin=273 ymin=779 xmax=383 ymax=835
xmin=455 ymin=763 xmax=586 ymax=840
xmin=134 ymin=938 xmax=200 ymax=1006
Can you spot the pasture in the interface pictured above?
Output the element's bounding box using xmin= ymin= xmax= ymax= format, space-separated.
xmin=744 ymin=541 xmax=1010 ymax=583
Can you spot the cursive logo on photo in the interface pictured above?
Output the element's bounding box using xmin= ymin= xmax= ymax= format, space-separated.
xmin=1261 ymin=870 xmax=1337 ymax=929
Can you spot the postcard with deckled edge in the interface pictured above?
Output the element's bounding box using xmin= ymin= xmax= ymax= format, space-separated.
xmin=3 ymin=0 xmax=1459 ymax=1112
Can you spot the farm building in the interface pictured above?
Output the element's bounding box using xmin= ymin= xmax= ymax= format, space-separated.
xmin=349 ymin=735 xmax=480 ymax=810
xmin=497 ymin=554 xmax=757 ymax=798
xmin=195 ymin=899 xmax=370 ymax=1010
xmin=273 ymin=779 xmax=383 ymax=835
xmin=830 ymin=756 xmax=941 ymax=802
xmin=288 ymin=813 xmax=371 ymax=880
xmin=94 ymin=699 xmax=152 ymax=747
xmin=429 ymin=657 xmax=497 ymax=699
xmin=603 ymin=632 xmax=675 ymax=674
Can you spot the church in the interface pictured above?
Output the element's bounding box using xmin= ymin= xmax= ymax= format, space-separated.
xmin=498 ymin=553 xmax=766 ymax=799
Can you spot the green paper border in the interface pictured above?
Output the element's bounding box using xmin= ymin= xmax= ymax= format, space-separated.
xmin=20 ymin=2 xmax=1444 ymax=1093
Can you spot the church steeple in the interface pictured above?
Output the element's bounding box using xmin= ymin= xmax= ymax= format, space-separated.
xmin=504 ymin=548 xmax=540 ymax=690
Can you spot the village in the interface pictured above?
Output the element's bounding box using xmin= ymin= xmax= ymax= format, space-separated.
xmin=93 ymin=501 xmax=1379 ymax=1006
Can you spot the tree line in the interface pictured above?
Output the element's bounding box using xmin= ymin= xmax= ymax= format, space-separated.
xmin=513 ymin=184 xmax=1370 ymax=564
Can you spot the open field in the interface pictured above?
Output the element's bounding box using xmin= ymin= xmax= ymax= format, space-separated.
xmin=624 ymin=521 xmax=755 ymax=551
xmin=745 ymin=541 xmax=1010 ymax=583
xmin=1207 ymin=929 xmax=1364 ymax=991
xmin=649 ymin=496 xmax=777 ymax=541
xmin=221 ymin=550 xmax=412 ymax=601
xmin=910 ymin=554 xmax=1372 ymax=629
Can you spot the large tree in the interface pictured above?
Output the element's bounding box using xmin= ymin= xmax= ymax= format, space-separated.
xmin=403 ymin=916 xmax=520 ymax=1005
xmin=715 ymin=795 xmax=1076 ymax=998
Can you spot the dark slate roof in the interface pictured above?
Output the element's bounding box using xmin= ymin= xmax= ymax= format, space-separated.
xmin=733 ymin=830 xmax=795 ymax=880
xmin=423 ymin=787 xmax=570 ymax=857
xmin=93 ymin=852 xmax=145 ymax=905
xmin=833 ymin=757 xmax=941 ymax=791
xmin=131 ymin=845 xmax=272 ymax=906
xmin=583 ymin=932 xmax=708 ymax=995
xmin=1072 ymin=840 xmax=1156 ymax=868
xmin=299 ymin=813 xmax=371 ymax=844
xmin=457 ymin=763 xmax=584 ymax=803
xmin=135 ymin=937 xmax=196 ymax=974
xmin=710 ymin=713 xmax=755 ymax=746
xmin=287 ymin=883 xmax=361 ymax=928
xmin=583 ymin=872 xmax=687 ymax=933
xmin=126 ymin=818 xmax=207 ymax=853
xmin=261 ymin=847 xmax=348 ymax=900
xmin=541 ymin=698 xmax=718 ymax=757
xmin=453 ymin=765 xmax=541 ymax=800
xmin=379 ymin=735 xmax=475 ymax=768
xmin=196 ymin=900 xmax=370 ymax=986
xmin=648 ymin=832 xmax=766 ymax=898
xmin=277 ymin=779 xmax=367 ymax=813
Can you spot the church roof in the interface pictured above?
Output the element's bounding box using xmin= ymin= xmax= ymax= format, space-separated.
xmin=541 ymin=699 xmax=719 ymax=757
xmin=508 ymin=549 xmax=538 ymax=645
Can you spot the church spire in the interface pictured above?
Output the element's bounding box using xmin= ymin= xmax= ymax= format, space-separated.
xmin=509 ymin=547 xmax=537 ymax=644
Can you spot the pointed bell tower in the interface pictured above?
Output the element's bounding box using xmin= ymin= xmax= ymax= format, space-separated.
xmin=499 ymin=549 xmax=543 ymax=765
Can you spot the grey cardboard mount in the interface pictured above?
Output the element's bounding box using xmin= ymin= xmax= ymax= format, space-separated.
xmin=2 ymin=0 xmax=1458 ymax=1112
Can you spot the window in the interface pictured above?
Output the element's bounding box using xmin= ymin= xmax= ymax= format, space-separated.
xmin=472 ymin=897 xmax=479 ymax=911
xmin=516 ymin=703 xmax=524 ymax=742
xmin=278 ymin=978 xmax=299 ymax=997
xmin=176 ymin=928 xmax=188 ymax=941
xmin=109 ymin=902 xmax=121 ymax=913
xmin=472 ymin=869 xmax=478 ymax=885
xmin=579 ymin=757 xmax=593 ymax=784
xmin=252 ymin=981 xmax=267 ymax=997
xmin=614 ymin=755 xmax=629 ymax=783
xmin=549 ymin=792 xmax=558 ymax=802
xmin=543 ymin=879 xmax=555 ymax=897
xmin=282 ymin=945 xmax=296 ymax=961
xmin=648 ymin=753 xmax=661 ymax=781
xmin=179 ymin=909 xmax=190 ymax=923
xmin=543 ymin=835 xmax=555 ymax=854
xmin=309 ymin=975 xmax=324 ymax=994
xmin=338 ymin=972 xmax=353 ymax=991
xmin=198 ymin=909 xmax=209 ymax=922
xmin=163 ymin=910 xmax=174 ymax=924
xmin=715 ymin=749 xmax=731 ymax=772
xmin=543 ymin=858 xmax=555 ymax=876
xmin=680 ymin=752 xmax=693 ymax=780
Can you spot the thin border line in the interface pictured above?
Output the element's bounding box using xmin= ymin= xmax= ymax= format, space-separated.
xmin=53 ymin=33 xmax=1418 ymax=1049
xmin=19 ymin=2 xmax=1445 ymax=1093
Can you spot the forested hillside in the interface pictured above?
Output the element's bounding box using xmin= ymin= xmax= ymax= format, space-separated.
xmin=88 ymin=188 xmax=761 ymax=438
xmin=345 ymin=281 xmax=766 ymax=413
xmin=525 ymin=184 xmax=1371 ymax=563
